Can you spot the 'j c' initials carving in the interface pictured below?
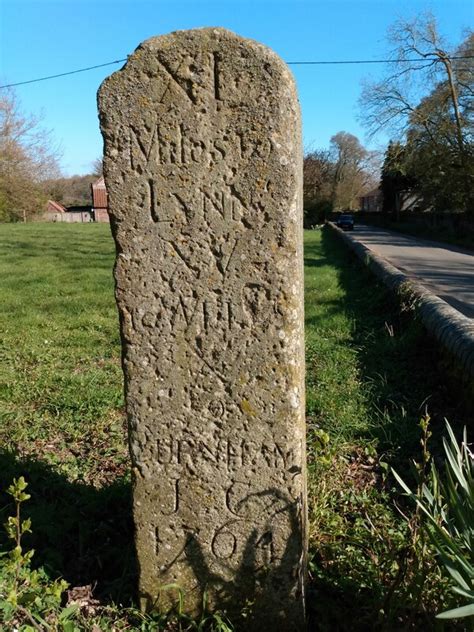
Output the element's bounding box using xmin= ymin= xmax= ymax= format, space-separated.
xmin=160 ymin=478 xmax=180 ymax=515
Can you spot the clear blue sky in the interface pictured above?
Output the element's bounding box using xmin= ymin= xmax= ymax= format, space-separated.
xmin=1 ymin=0 xmax=472 ymax=175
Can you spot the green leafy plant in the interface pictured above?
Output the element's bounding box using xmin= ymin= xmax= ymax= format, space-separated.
xmin=0 ymin=476 xmax=76 ymax=630
xmin=0 ymin=477 xmax=235 ymax=631
xmin=393 ymin=421 xmax=474 ymax=620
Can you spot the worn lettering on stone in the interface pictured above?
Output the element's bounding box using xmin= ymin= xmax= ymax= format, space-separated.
xmin=99 ymin=28 xmax=306 ymax=630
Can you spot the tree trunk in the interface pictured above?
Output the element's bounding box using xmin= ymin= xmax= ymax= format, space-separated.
xmin=440 ymin=54 xmax=472 ymax=214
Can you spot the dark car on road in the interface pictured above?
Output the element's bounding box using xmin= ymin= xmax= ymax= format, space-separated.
xmin=336 ymin=214 xmax=354 ymax=231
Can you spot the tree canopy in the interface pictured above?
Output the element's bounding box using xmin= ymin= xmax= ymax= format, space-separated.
xmin=360 ymin=14 xmax=474 ymax=214
xmin=0 ymin=90 xmax=61 ymax=222
xmin=303 ymin=133 xmax=377 ymax=226
xmin=329 ymin=132 xmax=378 ymax=211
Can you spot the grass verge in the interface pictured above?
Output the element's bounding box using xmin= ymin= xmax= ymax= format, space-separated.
xmin=0 ymin=223 xmax=470 ymax=630
xmin=305 ymin=227 xmax=470 ymax=630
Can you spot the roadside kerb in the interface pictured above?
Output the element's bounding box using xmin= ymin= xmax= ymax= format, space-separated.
xmin=327 ymin=222 xmax=474 ymax=380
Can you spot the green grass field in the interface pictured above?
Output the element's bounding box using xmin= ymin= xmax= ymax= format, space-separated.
xmin=0 ymin=224 xmax=469 ymax=630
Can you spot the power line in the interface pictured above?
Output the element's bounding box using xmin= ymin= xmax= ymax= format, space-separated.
xmin=0 ymin=60 xmax=127 ymax=89
xmin=1 ymin=55 xmax=473 ymax=89
xmin=288 ymin=55 xmax=474 ymax=64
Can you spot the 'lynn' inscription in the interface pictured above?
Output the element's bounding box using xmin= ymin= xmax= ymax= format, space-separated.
xmin=143 ymin=184 xmax=250 ymax=226
xmin=99 ymin=28 xmax=306 ymax=630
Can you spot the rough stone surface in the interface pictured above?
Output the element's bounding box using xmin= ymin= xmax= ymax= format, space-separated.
xmin=98 ymin=28 xmax=306 ymax=629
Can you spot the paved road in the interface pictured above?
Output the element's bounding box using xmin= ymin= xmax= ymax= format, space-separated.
xmin=349 ymin=225 xmax=474 ymax=318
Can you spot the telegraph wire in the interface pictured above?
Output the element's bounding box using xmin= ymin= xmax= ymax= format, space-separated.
xmin=1 ymin=55 xmax=473 ymax=89
xmin=288 ymin=56 xmax=474 ymax=64
xmin=0 ymin=60 xmax=127 ymax=89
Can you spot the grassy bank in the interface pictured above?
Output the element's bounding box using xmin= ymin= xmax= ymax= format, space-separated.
xmin=0 ymin=224 xmax=469 ymax=630
xmin=304 ymin=228 xmax=469 ymax=629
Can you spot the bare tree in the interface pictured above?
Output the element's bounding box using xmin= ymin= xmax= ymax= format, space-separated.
xmin=302 ymin=148 xmax=335 ymax=225
xmin=91 ymin=157 xmax=103 ymax=178
xmin=329 ymin=132 xmax=379 ymax=210
xmin=303 ymin=149 xmax=333 ymax=205
xmin=360 ymin=15 xmax=473 ymax=147
xmin=0 ymin=89 xmax=61 ymax=222
xmin=359 ymin=14 xmax=473 ymax=213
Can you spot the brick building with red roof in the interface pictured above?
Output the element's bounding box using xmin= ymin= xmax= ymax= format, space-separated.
xmin=91 ymin=177 xmax=109 ymax=223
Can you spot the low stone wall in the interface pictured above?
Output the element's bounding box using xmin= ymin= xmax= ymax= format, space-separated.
xmin=328 ymin=222 xmax=474 ymax=380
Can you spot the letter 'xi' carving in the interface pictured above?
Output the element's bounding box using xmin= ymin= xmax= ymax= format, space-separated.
xmin=98 ymin=28 xmax=306 ymax=630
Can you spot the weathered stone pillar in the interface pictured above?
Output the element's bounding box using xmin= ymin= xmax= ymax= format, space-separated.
xmin=98 ymin=28 xmax=306 ymax=630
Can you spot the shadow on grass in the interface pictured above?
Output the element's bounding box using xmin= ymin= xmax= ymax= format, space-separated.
xmin=0 ymin=450 xmax=136 ymax=605
xmin=306 ymin=228 xmax=470 ymax=631
xmin=0 ymin=450 xmax=308 ymax=629
xmin=303 ymin=255 xmax=334 ymax=269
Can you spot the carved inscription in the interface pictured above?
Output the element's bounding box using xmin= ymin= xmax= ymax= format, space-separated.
xmin=129 ymin=118 xmax=271 ymax=170
xmin=208 ymin=399 xmax=225 ymax=418
xmin=161 ymin=478 xmax=180 ymax=515
xmin=154 ymin=527 xmax=161 ymax=555
xmin=212 ymin=526 xmax=237 ymax=559
xmin=153 ymin=436 xmax=299 ymax=472
xmin=130 ymin=123 xmax=227 ymax=169
xmin=255 ymin=531 xmax=275 ymax=566
xmin=99 ymin=27 xmax=306 ymax=628
xmin=138 ymin=180 xmax=253 ymax=237
xmin=212 ymin=52 xmax=221 ymax=101
xmin=138 ymin=293 xmax=234 ymax=334
xmin=137 ymin=282 xmax=271 ymax=335
xmin=156 ymin=51 xmax=222 ymax=106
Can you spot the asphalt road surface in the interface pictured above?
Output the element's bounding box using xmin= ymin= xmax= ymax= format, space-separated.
xmin=349 ymin=225 xmax=474 ymax=318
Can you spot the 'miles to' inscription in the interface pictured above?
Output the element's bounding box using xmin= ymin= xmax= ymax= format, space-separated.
xmin=98 ymin=28 xmax=306 ymax=631
xmin=129 ymin=121 xmax=272 ymax=169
